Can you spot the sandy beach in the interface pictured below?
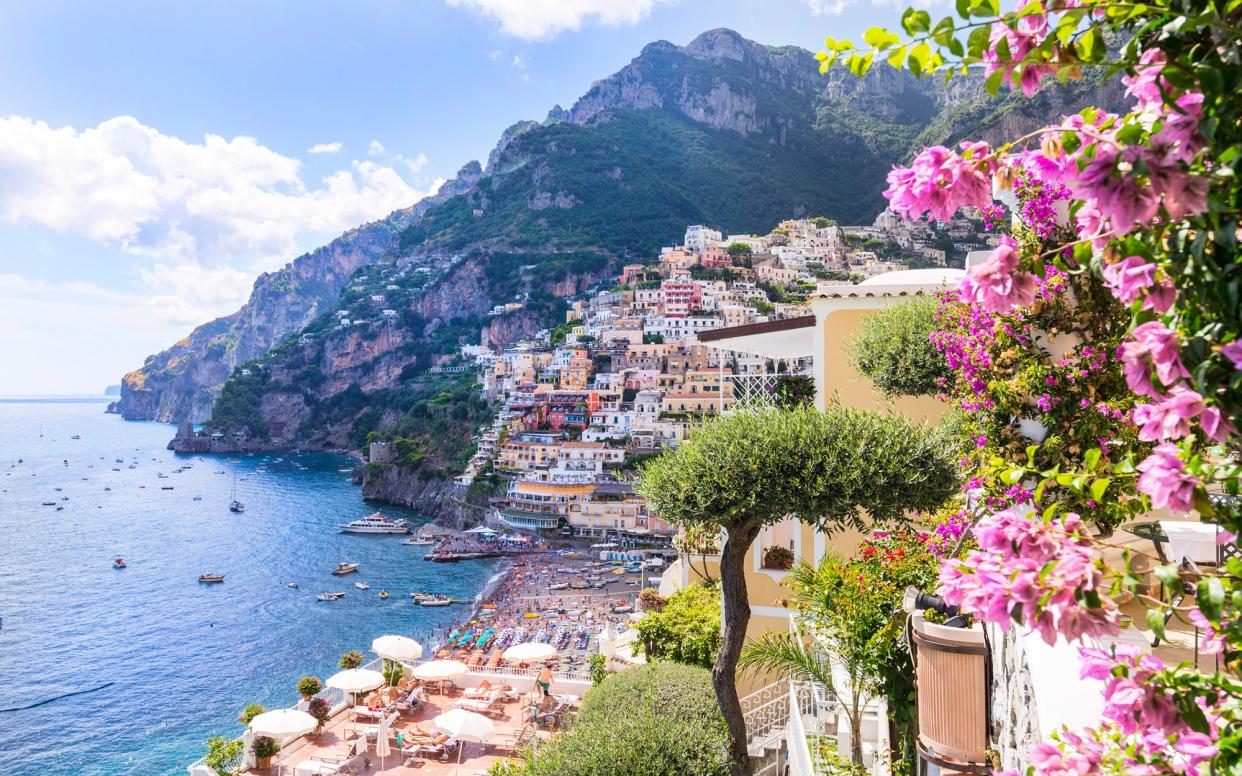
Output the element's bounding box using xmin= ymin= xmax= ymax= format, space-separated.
xmin=426 ymin=544 xmax=657 ymax=672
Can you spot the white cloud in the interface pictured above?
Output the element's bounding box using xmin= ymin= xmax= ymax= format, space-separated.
xmin=367 ymin=139 xmax=387 ymax=156
xmin=0 ymin=115 xmax=437 ymax=269
xmin=444 ymin=0 xmax=670 ymax=40
xmin=805 ymin=0 xmax=939 ymax=14
xmin=308 ymin=141 xmax=343 ymax=154
xmin=512 ymin=54 xmax=526 ymax=69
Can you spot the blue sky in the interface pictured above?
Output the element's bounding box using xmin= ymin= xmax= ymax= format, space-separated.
xmin=0 ymin=0 xmax=902 ymax=394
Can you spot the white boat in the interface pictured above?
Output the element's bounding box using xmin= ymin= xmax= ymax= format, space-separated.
xmin=419 ymin=595 xmax=453 ymax=607
xmin=287 ymin=581 xmax=299 ymax=589
xmin=549 ymin=582 xmax=569 ymax=591
xmin=316 ymin=591 xmax=346 ymax=601
xmin=355 ymin=582 xmax=370 ymax=590
xmin=331 ymin=562 xmax=360 ymax=576
xmin=198 ymin=573 xmax=225 ymax=584
xmin=339 ymin=512 xmax=409 ymax=534
xmin=402 ymin=534 xmax=437 ymax=545
xmin=228 ymin=474 xmax=244 ymax=513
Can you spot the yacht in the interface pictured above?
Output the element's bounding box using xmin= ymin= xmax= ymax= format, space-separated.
xmin=402 ymin=533 xmax=437 ymax=546
xmin=287 ymin=581 xmax=299 ymax=589
xmin=198 ymin=573 xmax=225 ymax=584
xmin=316 ymin=591 xmax=346 ymax=602
xmin=338 ymin=512 xmax=409 ymax=534
xmin=419 ymin=595 xmax=453 ymax=607
xmin=330 ymin=562 xmax=360 ymax=576
xmin=228 ymin=474 xmax=244 ymax=513
xmin=354 ymin=581 xmax=370 ymax=590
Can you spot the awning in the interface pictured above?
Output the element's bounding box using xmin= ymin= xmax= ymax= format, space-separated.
xmin=698 ymin=315 xmax=815 ymax=360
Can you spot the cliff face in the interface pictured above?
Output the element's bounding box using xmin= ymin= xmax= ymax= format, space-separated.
xmin=356 ymin=464 xmax=484 ymax=529
xmin=117 ymin=162 xmax=482 ymax=423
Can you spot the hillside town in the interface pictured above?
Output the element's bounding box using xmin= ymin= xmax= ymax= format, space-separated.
xmin=448 ymin=210 xmax=995 ymax=544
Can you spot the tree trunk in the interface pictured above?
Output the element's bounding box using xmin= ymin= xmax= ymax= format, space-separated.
xmin=715 ymin=518 xmax=764 ymax=775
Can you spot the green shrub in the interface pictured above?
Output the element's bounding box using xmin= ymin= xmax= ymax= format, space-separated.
xmin=588 ymin=654 xmax=607 ymax=686
xmin=253 ymin=735 xmax=281 ymax=758
xmin=237 ymin=703 xmax=266 ymax=725
xmin=849 ymin=296 xmax=948 ymax=397
xmin=203 ymin=736 xmax=244 ymax=776
xmin=633 ymin=582 xmax=721 ymax=668
xmin=515 ymin=662 xmax=730 ymax=776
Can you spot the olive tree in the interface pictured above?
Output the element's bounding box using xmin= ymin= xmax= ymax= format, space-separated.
xmin=849 ymin=296 xmax=948 ymax=398
xmin=636 ymin=405 xmax=957 ymax=771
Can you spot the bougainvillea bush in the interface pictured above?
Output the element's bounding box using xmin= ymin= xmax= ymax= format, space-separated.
xmin=823 ymin=0 xmax=1242 ymax=772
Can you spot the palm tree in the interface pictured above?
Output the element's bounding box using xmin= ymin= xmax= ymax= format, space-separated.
xmin=737 ymin=562 xmax=874 ymax=768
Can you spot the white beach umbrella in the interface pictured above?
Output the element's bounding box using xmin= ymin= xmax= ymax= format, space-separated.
xmin=372 ymin=634 xmax=423 ymax=662
xmin=433 ymin=708 xmax=496 ymax=770
xmin=376 ymin=713 xmax=393 ymax=771
xmin=502 ymin=642 xmax=557 ymax=663
xmin=247 ymin=708 xmax=318 ymax=738
xmin=326 ymin=668 xmax=385 ymax=695
xmin=411 ymin=659 xmax=468 ymax=681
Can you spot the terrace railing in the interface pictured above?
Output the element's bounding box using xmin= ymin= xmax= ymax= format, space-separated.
xmin=729 ymin=372 xmax=814 ymax=412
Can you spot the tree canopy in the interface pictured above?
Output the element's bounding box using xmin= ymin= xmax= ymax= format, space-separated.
xmin=634 ymin=582 xmax=722 ymax=668
xmin=849 ymin=296 xmax=949 ymax=398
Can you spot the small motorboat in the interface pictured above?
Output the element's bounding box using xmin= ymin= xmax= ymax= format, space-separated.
xmin=419 ymin=595 xmax=453 ymax=607
xmin=402 ymin=534 xmax=437 ymax=546
xmin=409 ymin=592 xmax=433 ymax=601
xmin=229 ymin=500 xmax=245 ymax=513
xmin=71 ymin=434 xmax=81 ymax=440
xmin=611 ymin=604 xmax=633 ymax=614
xmin=287 ymin=581 xmax=299 ymax=589
xmin=378 ymin=590 xmax=389 ymax=599
xmin=355 ymin=582 xmax=370 ymax=590
xmin=161 ymin=486 xmax=174 ymax=490
xmin=549 ymin=582 xmax=569 ymax=591
xmin=331 ymin=562 xmax=359 ymax=576
xmin=316 ymin=591 xmax=346 ymax=602
xmin=192 ymin=495 xmax=202 ymax=501
xmin=198 ymin=573 xmax=225 ymax=584
xmin=113 ymin=558 xmax=126 ymax=569
xmin=41 ymin=501 xmax=56 ymax=506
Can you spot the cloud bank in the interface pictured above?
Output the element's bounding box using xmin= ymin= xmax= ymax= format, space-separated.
xmin=444 ymin=0 xmax=670 ymax=40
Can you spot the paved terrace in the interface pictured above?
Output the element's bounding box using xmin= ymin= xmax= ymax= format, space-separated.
xmin=243 ymin=669 xmax=590 ymax=776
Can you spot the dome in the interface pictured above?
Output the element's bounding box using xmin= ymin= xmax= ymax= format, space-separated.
xmin=858 ymin=268 xmax=965 ymax=286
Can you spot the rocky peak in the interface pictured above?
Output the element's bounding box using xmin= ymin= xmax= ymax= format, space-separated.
xmin=683 ymin=28 xmax=751 ymax=62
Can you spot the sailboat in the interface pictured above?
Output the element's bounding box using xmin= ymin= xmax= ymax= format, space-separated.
xmin=228 ymin=474 xmax=245 ymax=513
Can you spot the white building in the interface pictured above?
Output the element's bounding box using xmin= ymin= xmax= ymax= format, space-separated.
xmin=684 ymin=224 xmax=723 ymax=253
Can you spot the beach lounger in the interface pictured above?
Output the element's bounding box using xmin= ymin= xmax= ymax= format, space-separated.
xmin=354 ymin=711 xmax=400 ymax=742
xmin=403 ymin=735 xmax=460 ymax=762
xmin=395 ymin=685 xmax=427 ymax=714
xmin=299 ymin=737 xmax=366 ymax=775
xmin=454 ymin=690 xmax=506 ymax=718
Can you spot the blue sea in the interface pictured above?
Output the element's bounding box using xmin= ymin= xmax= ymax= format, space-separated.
xmin=0 ymin=400 xmax=498 ymax=775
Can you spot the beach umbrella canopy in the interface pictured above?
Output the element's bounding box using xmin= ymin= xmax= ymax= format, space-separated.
xmin=248 ymin=708 xmax=318 ymax=738
xmin=372 ymin=634 xmax=423 ymax=662
xmin=412 ymin=659 xmax=468 ymax=682
xmin=502 ymin=642 xmax=557 ymax=663
xmin=326 ymin=668 xmax=385 ymax=695
xmin=433 ymin=708 xmax=496 ymax=742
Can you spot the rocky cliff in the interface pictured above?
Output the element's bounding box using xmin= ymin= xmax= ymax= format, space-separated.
xmin=355 ymin=463 xmax=486 ymax=529
xmin=116 ymin=162 xmax=482 ymax=423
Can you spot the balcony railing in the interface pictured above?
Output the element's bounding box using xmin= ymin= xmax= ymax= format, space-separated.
xmin=729 ymin=372 xmax=814 ymax=411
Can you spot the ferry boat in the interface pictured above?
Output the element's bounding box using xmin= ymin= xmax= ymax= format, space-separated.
xmin=198 ymin=573 xmax=225 ymax=584
xmin=316 ymin=591 xmax=346 ymax=602
xmin=113 ymin=558 xmax=126 ymax=569
xmin=402 ymin=533 xmax=437 ymax=545
xmin=339 ymin=512 xmax=409 ymax=534
xmin=330 ymin=562 xmax=360 ymax=576
xmin=354 ymin=581 xmax=370 ymax=590
xmin=418 ymin=595 xmax=453 ymax=607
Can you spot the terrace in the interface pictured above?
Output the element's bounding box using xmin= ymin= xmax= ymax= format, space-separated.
xmin=191 ymin=660 xmax=591 ymax=776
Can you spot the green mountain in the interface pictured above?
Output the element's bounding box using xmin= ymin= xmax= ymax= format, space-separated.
xmin=121 ymin=27 xmax=1122 ymax=438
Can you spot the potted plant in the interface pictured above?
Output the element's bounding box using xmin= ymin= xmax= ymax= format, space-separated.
xmin=762 ymin=545 xmax=794 ymax=570
xmin=307 ymin=697 xmax=331 ymax=733
xmin=338 ymin=650 xmax=364 ymax=669
xmin=252 ymin=735 xmax=280 ymax=769
xmin=296 ymin=675 xmax=322 ymax=700
xmin=238 ymin=703 xmax=266 ymax=725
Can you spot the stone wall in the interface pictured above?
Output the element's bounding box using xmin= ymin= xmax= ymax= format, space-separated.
xmin=987 ymin=624 xmax=1042 ymax=772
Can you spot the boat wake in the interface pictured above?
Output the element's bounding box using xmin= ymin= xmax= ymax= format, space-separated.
xmin=0 ymin=681 xmax=115 ymax=713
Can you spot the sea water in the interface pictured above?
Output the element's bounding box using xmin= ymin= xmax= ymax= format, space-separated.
xmin=0 ymin=400 xmax=496 ymax=775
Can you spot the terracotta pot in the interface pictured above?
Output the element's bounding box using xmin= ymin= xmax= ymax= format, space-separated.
xmin=256 ymin=755 xmax=273 ymax=769
xmin=911 ymin=612 xmax=989 ymax=770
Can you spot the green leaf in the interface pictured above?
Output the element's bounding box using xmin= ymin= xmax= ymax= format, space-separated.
xmin=886 ymin=45 xmax=908 ymax=68
xmin=901 ymin=8 xmax=932 ymax=35
xmin=1090 ymin=478 xmax=1110 ymax=502
xmin=966 ymin=25 xmax=991 ymax=58
xmin=908 ymin=42 xmax=931 ymax=76
xmin=1197 ymin=577 xmax=1225 ymax=620
xmin=1146 ymin=607 xmax=1167 ymax=642
xmin=1084 ymin=448 xmax=1101 ymax=471
xmin=1078 ymin=27 xmax=1098 ymax=62
xmin=1153 ymin=563 xmax=1180 ymax=589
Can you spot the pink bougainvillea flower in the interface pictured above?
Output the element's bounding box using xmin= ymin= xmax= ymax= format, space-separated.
xmin=983 ymin=11 xmax=1054 ymax=97
xmin=884 ymin=142 xmax=995 ymax=222
xmin=1122 ymin=49 xmax=1168 ymax=109
xmin=1132 ymin=386 xmax=1208 ymax=441
xmin=1076 ymin=147 xmax=1162 ymax=236
xmin=1101 ymin=256 xmax=1156 ymax=305
xmin=1136 ymin=443 xmax=1198 ymax=513
xmin=1186 ymin=608 xmax=1225 ymax=655
xmin=1122 ymin=322 xmax=1190 ymax=397
xmin=1222 ymin=340 xmax=1242 ymax=369
xmin=957 ymin=236 xmax=1037 ymax=312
